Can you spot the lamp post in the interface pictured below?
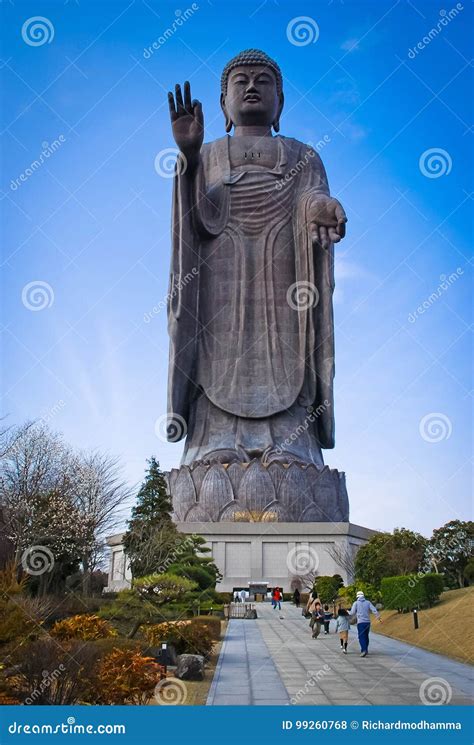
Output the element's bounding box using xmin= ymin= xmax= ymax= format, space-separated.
xmin=413 ymin=608 xmax=419 ymax=630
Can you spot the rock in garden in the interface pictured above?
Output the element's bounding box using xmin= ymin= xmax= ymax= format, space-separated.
xmin=176 ymin=654 xmax=204 ymax=681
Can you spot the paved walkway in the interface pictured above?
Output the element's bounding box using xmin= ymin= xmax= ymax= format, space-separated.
xmin=207 ymin=617 xmax=289 ymax=705
xmin=207 ymin=602 xmax=473 ymax=706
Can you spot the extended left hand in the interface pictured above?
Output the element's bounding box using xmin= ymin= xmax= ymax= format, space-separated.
xmin=308 ymin=196 xmax=347 ymax=249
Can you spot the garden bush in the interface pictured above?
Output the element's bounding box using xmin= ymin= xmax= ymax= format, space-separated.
xmin=314 ymin=576 xmax=346 ymax=604
xmin=7 ymin=639 xmax=100 ymax=704
xmin=51 ymin=614 xmax=117 ymax=641
xmin=97 ymin=648 xmax=164 ymax=705
xmin=215 ymin=592 xmax=232 ymax=603
xmin=6 ymin=637 xmax=151 ymax=705
xmin=0 ymin=564 xmax=42 ymax=648
xmin=337 ymin=582 xmax=381 ymax=606
xmin=381 ymin=573 xmax=444 ymax=610
xmin=190 ymin=616 xmax=221 ymax=640
xmin=144 ymin=620 xmax=215 ymax=657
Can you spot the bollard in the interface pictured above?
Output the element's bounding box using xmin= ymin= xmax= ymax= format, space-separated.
xmin=413 ymin=608 xmax=419 ymax=629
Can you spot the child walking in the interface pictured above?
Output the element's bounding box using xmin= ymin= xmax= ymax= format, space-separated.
xmin=335 ymin=608 xmax=350 ymax=654
xmin=323 ymin=604 xmax=333 ymax=634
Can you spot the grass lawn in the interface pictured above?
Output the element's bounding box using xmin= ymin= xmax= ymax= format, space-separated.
xmin=373 ymin=586 xmax=474 ymax=665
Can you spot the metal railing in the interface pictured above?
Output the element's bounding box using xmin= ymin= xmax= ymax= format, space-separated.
xmin=224 ymin=603 xmax=256 ymax=619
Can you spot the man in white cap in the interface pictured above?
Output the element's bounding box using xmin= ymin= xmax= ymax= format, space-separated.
xmin=350 ymin=590 xmax=382 ymax=657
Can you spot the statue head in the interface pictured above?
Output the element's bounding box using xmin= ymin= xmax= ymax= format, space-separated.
xmin=220 ymin=49 xmax=284 ymax=133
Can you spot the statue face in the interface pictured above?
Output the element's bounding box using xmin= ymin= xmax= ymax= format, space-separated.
xmin=222 ymin=64 xmax=282 ymax=128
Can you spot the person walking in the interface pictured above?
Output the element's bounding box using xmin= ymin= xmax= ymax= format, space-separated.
xmin=293 ymin=588 xmax=301 ymax=608
xmin=308 ymin=599 xmax=324 ymax=639
xmin=350 ymin=590 xmax=382 ymax=657
xmin=323 ymin=604 xmax=333 ymax=634
xmin=335 ymin=607 xmax=350 ymax=653
xmin=272 ymin=587 xmax=282 ymax=611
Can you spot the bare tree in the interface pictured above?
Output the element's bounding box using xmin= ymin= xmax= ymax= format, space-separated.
xmin=73 ymin=451 xmax=133 ymax=594
xmin=326 ymin=543 xmax=356 ymax=583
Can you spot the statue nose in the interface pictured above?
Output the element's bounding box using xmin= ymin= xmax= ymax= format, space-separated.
xmin=246 ymin=82 xmax=258 ymax=93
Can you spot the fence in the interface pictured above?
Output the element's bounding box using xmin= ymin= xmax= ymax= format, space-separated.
xmin=224 ymin=603 xmax=257 ymax=619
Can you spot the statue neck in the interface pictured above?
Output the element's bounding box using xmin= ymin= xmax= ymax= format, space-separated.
xmin=233 ymin=125 xmax=273 ymax=137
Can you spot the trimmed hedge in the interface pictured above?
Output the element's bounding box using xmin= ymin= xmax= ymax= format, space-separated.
xmin=381 ymin=573 xmax=444 ymax=610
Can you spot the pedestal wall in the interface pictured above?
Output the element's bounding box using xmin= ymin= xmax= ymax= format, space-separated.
xmin=176 ymin=521 xmax=376 ymax=592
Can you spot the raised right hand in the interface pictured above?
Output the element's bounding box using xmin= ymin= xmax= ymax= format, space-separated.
xmin=168 ymin=81 xmax=204 ymax=164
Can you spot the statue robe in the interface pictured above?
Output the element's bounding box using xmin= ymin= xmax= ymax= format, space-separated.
xmin=167 ymin=135 xmax=335 ymax=465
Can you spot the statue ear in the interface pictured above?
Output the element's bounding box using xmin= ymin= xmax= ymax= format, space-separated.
xmin=220 ymin=93 xmax=233 ymax=133
xmin=273 ymin=92 xmax=284 ymax=133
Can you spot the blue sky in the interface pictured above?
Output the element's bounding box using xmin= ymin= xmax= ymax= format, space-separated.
xmin=1 ymin=0 xmax=472 ymax=537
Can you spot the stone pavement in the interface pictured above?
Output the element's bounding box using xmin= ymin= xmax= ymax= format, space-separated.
xmin=206 ymin=616 xmax=289 ymax=705
xmin=207 ymin=602 xmax=473 ymax=706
